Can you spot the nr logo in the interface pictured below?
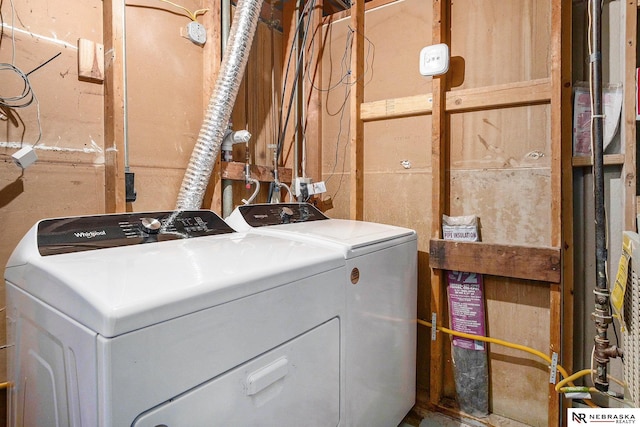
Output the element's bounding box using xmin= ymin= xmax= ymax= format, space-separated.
xmin=572 ymin=412 xmax=587 ymax=423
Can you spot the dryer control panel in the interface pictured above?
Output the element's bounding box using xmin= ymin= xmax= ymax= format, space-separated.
xmin=236 ymin=203 xmax=328 ymax=227
xmin=37 ymin=210 xmax=234 ymax=256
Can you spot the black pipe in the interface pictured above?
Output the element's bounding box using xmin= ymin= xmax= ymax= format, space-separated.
xmin=590 ymin=0 xmax=612 ymax=392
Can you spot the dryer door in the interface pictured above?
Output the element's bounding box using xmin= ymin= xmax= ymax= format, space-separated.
xmin=133 ymin=318 xmax=340 ymax=427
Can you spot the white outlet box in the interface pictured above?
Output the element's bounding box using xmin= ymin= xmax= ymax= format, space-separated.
xmin=12 ymin=146 xmax=38 ymax=169
xmin=293 ymin=177 xmax=312 ymax=197
xmin=186 ymin=21 xmax=206 ymax=45
xmin=419 ymin=43 xmax=449 ymax=76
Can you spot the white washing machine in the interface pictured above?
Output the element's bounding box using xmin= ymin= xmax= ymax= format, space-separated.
xmin=5 ymin=210 xmax=346 ymax=427
xmin=226 ymin=203 xmax=418 ymax=427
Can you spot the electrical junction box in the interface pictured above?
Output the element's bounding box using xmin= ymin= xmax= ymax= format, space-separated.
xmin=12 ymin=146 xmax=38 ymax=169
xmin=293 ymin=178 xmax=327 ymax=198
xmin=186 ymin=21 xmax=206 ymax=45
xmin=419 ymin=43 xmax=449 ymax=76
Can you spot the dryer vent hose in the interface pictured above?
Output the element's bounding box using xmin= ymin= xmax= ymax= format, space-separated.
xmin=176 ymin=0 xmax=261 ymax=210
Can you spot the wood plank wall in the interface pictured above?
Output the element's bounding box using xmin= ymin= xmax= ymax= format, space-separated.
xmin=317 ymin=1 xmax=570 ymax=425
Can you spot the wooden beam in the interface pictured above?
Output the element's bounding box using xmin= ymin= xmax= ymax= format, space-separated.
xmin=429 ymin=0 xmax=450 ymax=410
xmin=328 ymin=0 xmax=398 ymax=21
xmin=360 ymin=78 xmax=552 ymax=122
xmin=446 ymin=78 xmax=551 ymax=112
xmin=429 ymin=240 xmax=562 ymax=284
xmin=220 ymin=161 xmax=292 ymax=183
xmin=103 ymin=0 xmax=127 ymax=213
xmin=361 ymin=94 xmax=433 ymax=122
xmin=349 ymin=0 xmax=365 ymax=220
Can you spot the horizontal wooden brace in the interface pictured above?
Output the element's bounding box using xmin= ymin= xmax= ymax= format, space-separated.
xmin=360 ymin=78 xmax=552 ymax=122
xmin=429 ymin=239 xmax=561 ymax=283
xmin=220 ymin=161 xmax=292 ymax=183
xmin=446 ymin=77 xmax=551 ymax=113
xmin=571 ymin=153 xmax=625 ymax=167
xmin=361 ymin=94 xmax=433 ymax=122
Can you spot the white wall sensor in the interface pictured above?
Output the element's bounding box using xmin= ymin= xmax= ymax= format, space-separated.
xmin=419 ymin=43 xmax=450 ymax=76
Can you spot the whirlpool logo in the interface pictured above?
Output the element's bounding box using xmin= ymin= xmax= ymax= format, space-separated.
xmin=74 ymin=230 xmax=107 ymax=239
xmin=568 ymin=409 xmax=639 ymax=426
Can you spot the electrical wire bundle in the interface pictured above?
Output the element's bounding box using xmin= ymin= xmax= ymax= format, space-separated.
xmin=270 ymin=0 xmax=374 ymax=202
xmin=0 ymin=63 xmax=35 ymax=109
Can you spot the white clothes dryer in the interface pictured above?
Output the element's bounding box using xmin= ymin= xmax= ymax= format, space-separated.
xmin=5 ymin=210 xmax=346 ymax=427
xmin=226 ymin=203 xmax=418 ymax=427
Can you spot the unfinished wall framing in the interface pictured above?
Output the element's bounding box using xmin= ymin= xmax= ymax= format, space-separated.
xmin=314 ymin=0 xmax=572 ymax=425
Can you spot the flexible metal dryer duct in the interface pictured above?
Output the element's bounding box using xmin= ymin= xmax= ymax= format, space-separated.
xmin=176 ymin=0 xmax=261 ymax=210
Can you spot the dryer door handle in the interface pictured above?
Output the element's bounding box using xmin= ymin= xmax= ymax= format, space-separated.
xmin=246 ymin=357 xmax=289 ymax=396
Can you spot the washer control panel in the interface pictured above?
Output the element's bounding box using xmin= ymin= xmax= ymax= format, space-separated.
xmin=37 ymin=210 xmax=234 ymax=256
xmin=237 ymin=203 xmax=328 ymax=227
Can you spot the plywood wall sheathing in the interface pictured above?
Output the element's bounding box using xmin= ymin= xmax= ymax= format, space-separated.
xmin=0 ymin=0 xmax=106 ymax=394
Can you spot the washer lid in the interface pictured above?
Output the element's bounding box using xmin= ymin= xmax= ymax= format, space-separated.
xmin=227 ymin=203 xmax=416 ymax=257
xmin=6 ymin=221 xmax=344 ymax=338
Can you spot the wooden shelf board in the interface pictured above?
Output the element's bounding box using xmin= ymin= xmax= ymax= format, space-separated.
xmin=571 ymin=154 xmax=625 ymax=167
xmin=429 ymin=239 xmax=561 ymax=283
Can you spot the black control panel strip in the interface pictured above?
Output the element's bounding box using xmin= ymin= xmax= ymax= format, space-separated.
xmin=238 ymin=203 xmax=328 ymax=227
xmin=37 ymin=210 xmax=235 ymax=256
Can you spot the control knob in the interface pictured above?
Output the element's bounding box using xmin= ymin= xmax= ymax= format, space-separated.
xmin=140 ymin=217 xmax=162 ymax=234
xmin=280 ymin=207 xmax=294 ymax=224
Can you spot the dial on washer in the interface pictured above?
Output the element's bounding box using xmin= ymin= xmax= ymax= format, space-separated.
xmin=140 ymin=217 xmax=162 ymax=234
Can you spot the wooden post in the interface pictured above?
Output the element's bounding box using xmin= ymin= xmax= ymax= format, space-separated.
xmin=304 ymin=0 xmax=324 ymax=185
xmin=349 ymin=0 xmax=364 ymax=220
xmin=624 ymin=0 xmax=637 ymax=230
xmin=103 ymin=0 xmax=127 ymax=213
xmin=202 ymin=0 xmax=223 ymax=213
xmin=429 ymin=0 xmax=450 ymax=408
xmin=551 ymin=0 xmax=572 ymax=424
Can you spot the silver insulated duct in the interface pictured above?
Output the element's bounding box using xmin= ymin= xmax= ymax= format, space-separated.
xmin=176 ymin=0 xmax=261 ymax=210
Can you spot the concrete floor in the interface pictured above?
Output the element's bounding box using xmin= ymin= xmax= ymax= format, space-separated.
xmin=399 ymin=412 xmax=479 ymax=427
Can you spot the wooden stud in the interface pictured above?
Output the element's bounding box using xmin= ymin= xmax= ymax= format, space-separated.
xmin=304 ymin=0 xmax=324 ymax=185
xmin=349 ymin=0 xmax=365 ymax=220
xmin=624 ymin=0 xmax=637 ymax=230
xmin=202 ymin=0 xmax=222 ymax=213
xmin=103 ymin=0 xmax=127 ymax=213
xmin=429 ymin=0 xmax=449 ymax=409
xmin=551 ymin=0 xmax=572 ymax=424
